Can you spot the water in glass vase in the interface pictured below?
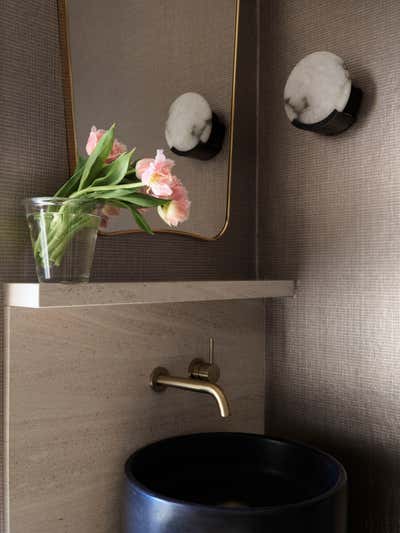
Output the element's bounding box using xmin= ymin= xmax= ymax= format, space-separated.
xmin=25 ymin=197 xmax=101 ymax=283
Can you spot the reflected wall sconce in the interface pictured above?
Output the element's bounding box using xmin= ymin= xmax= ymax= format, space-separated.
xmin=165 ymin=92 xmax=225 ymax=160
xmin=284 ymin=51 xmax=363 ymax=135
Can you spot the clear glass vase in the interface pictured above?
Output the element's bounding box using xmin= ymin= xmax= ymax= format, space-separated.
xmin=24 ymin=197 xmax=101 ymax=283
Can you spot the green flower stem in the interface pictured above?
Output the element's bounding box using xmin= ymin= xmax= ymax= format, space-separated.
xmin=33 ymin=209 xmax=53 ymax=259
xmin=33 ymin=210 xmax=98 ymax=268
xmin=33 ymin=209 xmax=69 ymax=260
xmin=50 ymin=215 xmax=96 ymax=266
xmin=33 ymin=202 xmax=73 ymax=259
xmin=44 ymin=219 xmax=77 ymax=264
xmin=43 ymin=214 xmax=73 ymax=255
xmin=70 ymin=182 xmax=143 ymax=199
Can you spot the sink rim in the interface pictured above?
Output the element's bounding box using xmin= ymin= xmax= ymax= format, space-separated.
xmin=125 ymin=432 xmax=347 ymax=514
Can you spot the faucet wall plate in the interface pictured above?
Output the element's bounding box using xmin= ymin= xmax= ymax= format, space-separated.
xmin=188 ymin=358 xmax=220 ymax=383
xmin=188 ymin=337 xmax=220 ymax=383
xmin=150 ymin=367 xmax=169 ymax=392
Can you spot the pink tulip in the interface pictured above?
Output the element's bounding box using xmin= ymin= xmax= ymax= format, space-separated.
xmin=86 ymin=126 xmax=127 ymax=163
xmin=136 ymin=149 xmax=175 ymax=197
xmin=157 ymin=179 xmax=191 ymax=227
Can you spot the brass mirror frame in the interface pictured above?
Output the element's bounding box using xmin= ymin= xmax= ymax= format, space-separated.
xmin=57 ymin=0 xmax=240 ymax=241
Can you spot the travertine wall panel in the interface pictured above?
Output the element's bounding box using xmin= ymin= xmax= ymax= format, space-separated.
xmin=5 ymin=300 xmax=265 ymax=533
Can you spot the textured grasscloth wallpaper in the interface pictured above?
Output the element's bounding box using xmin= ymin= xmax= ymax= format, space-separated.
xmin=0 ymin=2 xmax=69 ymax=525
xmin=0 ymin=0 xmax=256 ymax=286
xmin=259 ymin=1 xmax=400 ymax=532
xmin=0 ymin=1 xmax=256 ymax=530
xmin=68 ymin=0 xmax=236 ymax=238
xmin=5 ymin=0 xmax=400 ymax=530
xmin=90 ymin=0 xmax=257 ymax=281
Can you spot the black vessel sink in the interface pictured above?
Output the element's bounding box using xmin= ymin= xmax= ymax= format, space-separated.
xmin=124 ymin=432 xmax=347 ymax=533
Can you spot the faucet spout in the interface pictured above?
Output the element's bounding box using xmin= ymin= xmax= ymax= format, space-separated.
xmin=151 ymin=369 xmax=231 ymax=418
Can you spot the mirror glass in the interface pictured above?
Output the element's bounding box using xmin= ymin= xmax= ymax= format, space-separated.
xmin=62 ymin=0 xmax=239 ymax=239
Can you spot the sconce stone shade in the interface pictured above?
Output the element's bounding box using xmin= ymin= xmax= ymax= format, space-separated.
xmin=165 ymin=92 xmax=225 ymax=160
xmin=284 ymin=51 xmax=362 ymax=135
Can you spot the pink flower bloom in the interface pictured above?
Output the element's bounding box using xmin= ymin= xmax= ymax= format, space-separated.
xmin=136 ymin=149 xmax=175 ymax=197
xmin=86 ymin=126 xmax=127 ymax=163
xmin=157 ymin=179 xmax=191 ymax=227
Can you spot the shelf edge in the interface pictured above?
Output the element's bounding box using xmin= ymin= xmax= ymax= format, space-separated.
xmin=4 ymin=280 xmax=295 ymax=309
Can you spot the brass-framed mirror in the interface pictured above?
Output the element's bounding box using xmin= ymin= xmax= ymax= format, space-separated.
xmin=58 ymin=0 xmax=240 ymax=240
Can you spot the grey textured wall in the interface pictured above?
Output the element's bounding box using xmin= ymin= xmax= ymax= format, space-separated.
xmin=90 ymin=0 xmax=257 ymax=281
xmin=0 ymin=1 xmax=256 ymax=530
xmin=1 ymin=2 xmax=69 ymax=525
xmin=68 ymin=0 xmax=236 ymax=238
xmin=259 ymin=1 xmax=400 ymax=532
xmin=0 ymin=0 xmax=256 ymax=286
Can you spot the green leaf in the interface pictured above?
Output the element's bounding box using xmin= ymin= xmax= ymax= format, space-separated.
xmin=122 ymin=193 xmax=170 ymax=208
xmin=97 ymin=199 xmax=157 ymax=235
xmin=129 ymin=206 xmax=154 ymax=234
xmin=86 ymin=189 xmax=134 ymax=200
xmin=78 ymin=124 xmax=115 ymax=191
xmin=96 ymin=198 xmax=152 ymax=234
xmin=90 ymin=149 xmax=135 ymax=188
xmin=102 ymin=199 xmax=128 ymax=209
xmin=84 ymin=189 xmax=169 ymax=209
xmin=70 ymin=181 xmax=144 ymax=199
xmin=54 ymin=155 xmax=87 ymax=197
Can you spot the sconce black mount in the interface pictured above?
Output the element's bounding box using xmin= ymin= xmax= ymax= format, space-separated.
xmin=291 ymin=86 xmax=363 ymax=135
xmin=170 ymin=113 xmax=225 ymax=161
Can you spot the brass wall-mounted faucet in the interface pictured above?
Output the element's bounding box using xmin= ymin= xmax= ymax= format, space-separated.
xmin=150 ymin=338 xmax=231 ymax=418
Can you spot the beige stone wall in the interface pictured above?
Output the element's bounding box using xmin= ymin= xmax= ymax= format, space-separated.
xmin=5 ymin=300 xmax=265 ymax=532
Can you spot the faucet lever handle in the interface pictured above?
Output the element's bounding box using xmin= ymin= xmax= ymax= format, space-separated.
xmin=188 ymin=338 xmax=220 ymax=384
xmin=208 ymin=337 xmax=215 ymax=365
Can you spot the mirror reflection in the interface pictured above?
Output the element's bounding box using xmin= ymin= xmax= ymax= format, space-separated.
xmin=62 ymin=0 xmax=239 ymax=239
